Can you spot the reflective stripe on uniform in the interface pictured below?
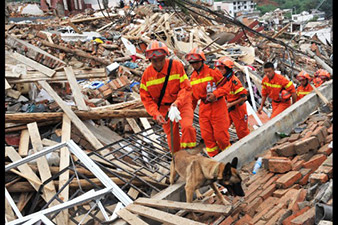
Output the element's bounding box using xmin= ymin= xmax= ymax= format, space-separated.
xmin=297 ymin=91 xmax=310 ymax=95
xmin=145 ymin=74 xmax=180 ymax=88
xmin=263 ymin=82 xmax=282 ymax=88
xmin=180 ymin=142 xmax=196 ymax=148
xmin=180 ymin=74 xmax=189 ymax=83
xmin=190 ymin=76 xmax=214 ymax=85
xmin=221 ymin=144 xmax=231 ymax=151
xmin=140 ymin=83 xmax=148 ymax=91
xmin=230 ymin=87 xmax=244 ymax=95
xmin=206 ymin=146 xmax=218 ymax=152
xmin=285 ymin=81 xmax=293 ymax=89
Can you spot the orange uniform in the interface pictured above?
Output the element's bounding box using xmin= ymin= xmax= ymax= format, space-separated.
xmin=296 ymin=83 xmax=313 ymax=101
xmin=140 ymin=59 xmax=196 ymax=153
xmin=223 ymin=75 xmax=250 ymax=139
xmin=261 ymin=73 xmax=296 ymax=118
xmin=191 ymin=64 xmax=231 ymax=157
xmin=313 ymin=77 xmax=324 ymax=87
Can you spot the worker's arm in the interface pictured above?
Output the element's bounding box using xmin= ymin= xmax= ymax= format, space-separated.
xmin=258 ymin=95 xmax=267 ymax=114
xmin=227 ymin=95 xmax=247 ymax=109
xmin=291 ymin=92 xmax=297 ymax=104
xmin=173 ymin=62 xmax=192 ymax=108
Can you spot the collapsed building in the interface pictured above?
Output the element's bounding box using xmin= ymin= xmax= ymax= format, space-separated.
xmin=5 ymin=0 xmax=333 ymax=224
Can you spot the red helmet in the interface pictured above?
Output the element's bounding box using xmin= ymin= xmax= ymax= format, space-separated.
xmin=296 ymin=70 xmax=312 ymax=81
xmin=280 ymin=90 xmax=291 ymax=100
xmin=318 ymin=69 xmax=330 ymax=80
xmin=145 ymin=41 xmax=169 ymax=59
xmin=214 ymin=56 xmax=234 ymax=69
xmin=185 ymin=47 xmax=206 ymax=62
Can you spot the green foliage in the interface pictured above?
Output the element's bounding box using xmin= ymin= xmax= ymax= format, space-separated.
xmin=257 ymin=4 xmax=278 ymax=15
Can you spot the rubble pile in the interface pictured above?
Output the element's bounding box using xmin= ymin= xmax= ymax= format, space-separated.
xmin=5 ymin=1 xmax=333 ymax=224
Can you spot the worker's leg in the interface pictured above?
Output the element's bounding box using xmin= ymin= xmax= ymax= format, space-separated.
xmin=212 ymin=101 xmax=231 ymax=151
xmin=199 ymin=115 xmax=219 ymax=157
xmin=178 ymin=99 xmax=197 ymax=149
xmin=230 ymin=104 xmax=250 ymax=139
xmin=271 ymin=101 xmax=291 ymax=118
xmin=162 ymin=121 xmax=180 ymax=153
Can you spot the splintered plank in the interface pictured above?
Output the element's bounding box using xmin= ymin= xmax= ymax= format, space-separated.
xmin=64 ymin=66 xmax=88 ymax=111
xmin=17 ymin=192 xmax=33 ymax=212
xmin=27 ymin=122 xmax=67 ymax=225
xmin=9 ymin=52 xmax=56 ymax=77
xmin=58 ymin=114 xmax=71 ymax=225
xmin=18 ymin=129 xmax=29 ymax=157
xmin=134 ymin=198 xmax=231 ymax=214
xmin=126 ymin=204 xmax=204 ymax=225
xmin=116 ymin=208 xmax=149 ymax=225
xmin=5 ymin=79 xmax=11 ymax=90
xmin=126 ymin=118 xmax=142 ymax=133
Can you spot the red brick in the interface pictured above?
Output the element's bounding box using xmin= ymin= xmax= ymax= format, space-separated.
xmin=243 ymin=196 xmax=263 ymax=217
xmin=311 ymin=126 xmax=326 ymax=144
xmin=251 ymin=205 xmax=271 ymax=224
xmin=290 ymin=207 xmax=315 ymax=225
xmin=266 ymin=208 xmax=287 ymax=225
xmin=246 ymin=188 xmax=263 ymax=204
xmin=259 ymin=183 xmax=276 ymax=200
xmin=268 ymin=158 xmax=292 ymax=173
xmin=315 ymin=165 xmax=333 ymax=178
xmin=262 ymin=202 xmax=285 ymax=221
xmin=219 ymin=216 xmax=234 ymax=225
xmin=234 ymin=214 xmax=253 ymax=225
xmin=303 ymin=154 xmax=327 ymax=171
xmin=292 ymin=160 xmax=304 ymax=171
xmin=256 ymin=196 xmax=278 ymax=212
xmin=298 ymin=168 xmax=313 ymax=185
xmin=262 ymin=175 xmax=280 ymax=189
xmin=255 ymin=220 xmax=266 ymax=225
xmin=294 ymin=136 xmax=320 ymax=155
xmin=327 ymin=125 xmax=332 ymax=134
xmin=273 ymin=189 xmax=288 ymax=198
xmin=98 ymin=84 xmax=110 ymax=92
xmin=282 ymin=206 xmax=311 ymax=225
xmin=325 ymin=134 xmax=332 ymax=143
xmin=317 ymin=143 xmax=332 ymax=156
xmin=288 ymin=133 xmax=300 ymax=143
xmin=278 ymin=188 xmax=300 ymax=207
xmin=277 ymin=142 xmax=296 ymax=157
xmin=276 ymin=137 xmax=289 ymax=145
xmin=309 ymin=173 xmax=328 ymax=184
xmin=108 ymin=81 xmax=117 ymax=89
xmin=289 ymin=189 xmax=307 ymax=213
xmin=276 ymin=171 xmax=302 ymax=189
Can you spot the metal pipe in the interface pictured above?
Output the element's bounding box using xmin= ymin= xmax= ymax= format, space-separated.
xmin=315 ymin=203 xmax=332 ymax=224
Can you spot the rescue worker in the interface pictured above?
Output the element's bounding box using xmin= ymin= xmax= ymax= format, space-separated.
xmin=186 ymin=47 xmax=231 ymax=157
xmin=140 ymin=41 xmax=196 ymax=153
xmin=258 ymin=62 xmax=297 ymax=118
xmin=296 ymin=70 xmax=313 ymax=101
xmin=214 ymin=56 xmax=250 ymax=139
xmin=313 ymin=69 xmax=331 ymax=87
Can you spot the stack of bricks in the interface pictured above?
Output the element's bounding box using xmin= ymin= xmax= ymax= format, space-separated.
xmin=71 ymin=126 xmax=95 ymax=151
xmin=216 ymin=112 xmax=333 ymax=225
xmin=90 ymin=75 xmax=130 ymax=99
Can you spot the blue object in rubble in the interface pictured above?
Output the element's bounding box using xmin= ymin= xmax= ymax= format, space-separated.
xmin=89 ymin=81 xmax=105 ymax=89
xmin=129 ymin=81 xmax=140 ymax=92
xmin=123 ymin=61 xmax=139 ymax=69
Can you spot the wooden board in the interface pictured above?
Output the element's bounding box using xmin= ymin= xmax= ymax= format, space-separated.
xmin=126 ymin=118 xmax=142 ymax=133
xmin=134 ymin=198 xmax=231 ymax=214
xmin=9 ymin=52 xmax=56 ymax=77
xmin=116 ymin=208 xmax=148 ymax=225
xmin=5 ymin=79 xmax=11 ymax=90
xmin=126 ymin=204 xmax=204 ymax=225
xmin=17 ymin=192 xmax=33 ymax=212
xmin=58 ymin=114 xmax=71 ymax=225
xmin=18 ymin=129 xmax=29 ymax=157
xmin=42 ymin=138 xmax=60 ymax=146
xmin=5 ymin=197 xmax=16 ymax=222
xmin=64 ymin=66 xmax=88 ymax=111
xmin=6 ymin=89 xmax=21 ymax=99
xmin=27 ymin=122 xmax=67 ymax=225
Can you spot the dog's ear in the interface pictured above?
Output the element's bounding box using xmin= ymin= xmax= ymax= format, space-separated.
xmin=231 ymin=157 xmax=238 ymax=168
xmin=224 ymin=162 xmax=232 ymax=177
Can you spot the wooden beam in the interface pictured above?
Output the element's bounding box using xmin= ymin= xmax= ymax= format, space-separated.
xmin=134 ymin=198 xmax=231 ymax=214
xmin=27 ymin=122 xmax=67 ymax=225
xmin=5 ymin=79 xmax=11 ymax=90
xmin=116 ymin=208 xmax=148 ymax=225
xmin=58 ymin=114 xmax=71 ymax=225
xmin=18 ymin=129 xmax=29 ymax=157
xmin=5 ymin=109 xmax=150 ymax=123
xmin=8 ymin=52 xmax=56 ymax=77
xmin=64 ymin=66 xmax=88 ymax=111
xmin=126 ymin=204 xmax=204 ymax=225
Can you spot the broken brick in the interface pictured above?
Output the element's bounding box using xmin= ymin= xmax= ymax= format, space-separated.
xmin=265 ymin=208 xmax=287 ymax=225
xmin=288 ymin=133 xmax=300 ymax=143
xmin=290 ymin=207 xmax=315 ymax=225
xmin=310 ymin=126 xmax=326 ymax=144
xmin=273 ymin=189 xmax=289 ymax=198
xmin=325 ymin=134 xmax=332 ymax=144
xmin=276 ymin=171 xmax=302 ymax=189
xmin=298 ymin=168 xmax=313 ymax=185
xmin=292 ymin=160 xmax=304 ymax=171
xmin=315 ymin=165 xmax=333 ymax=178
xmin=282 ymin=206 xmax=311 ymax=225
xmin=289 ymin=189 xmax=307 ymax=213
xmin=294 ymin=136 xmax=320 ymax=155
xmin=262 ymin=175 xmax=280 ymax=189
xmin=322 ymin=154 xmax=332 ymax=167
xmin=276 ymin=142 xmax=295 ymax=157
xmin=234 ymin=214 xmax=253 ymax=225
xmin=219 ymin=216 xmax=234 ymax=225
xmin=299 ymin=150 xmax=315 ymax=161
xmin=251 ymin=205 xmax=271 ymax=224
xmin=327 ymin=125 xmax=332 ymax=134
xmin=317 ymin=143 xmax=332 ymax=156
xmin=276 ymin=137 xmax=289 ymax=145
xmin=278 ymin=188 xmax=299 ymax=207
xmin=309 ymin=173 xmax=328 ymax=184
xmin=259 ymin=183 xmax=276 ymax=200
xmin=303 ymin=154 xmax=327 ymax=171
xmin=262 ymin=202 xmax=285 ymax=221
xmin=255 ymin=196 xmax=278 ymax=213
xmin=244 ymin=196 xmax=263 ymax=217
xmin=268 ymin=158 xmax=292 ymax=173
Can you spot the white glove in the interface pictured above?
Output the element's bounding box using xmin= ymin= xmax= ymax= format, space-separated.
xmin=168 ymin=105 xmax=182 ymax=123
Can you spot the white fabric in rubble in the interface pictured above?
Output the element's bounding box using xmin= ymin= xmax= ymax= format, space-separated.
xmin=168 ymin=105 xmax=181 ymax=123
